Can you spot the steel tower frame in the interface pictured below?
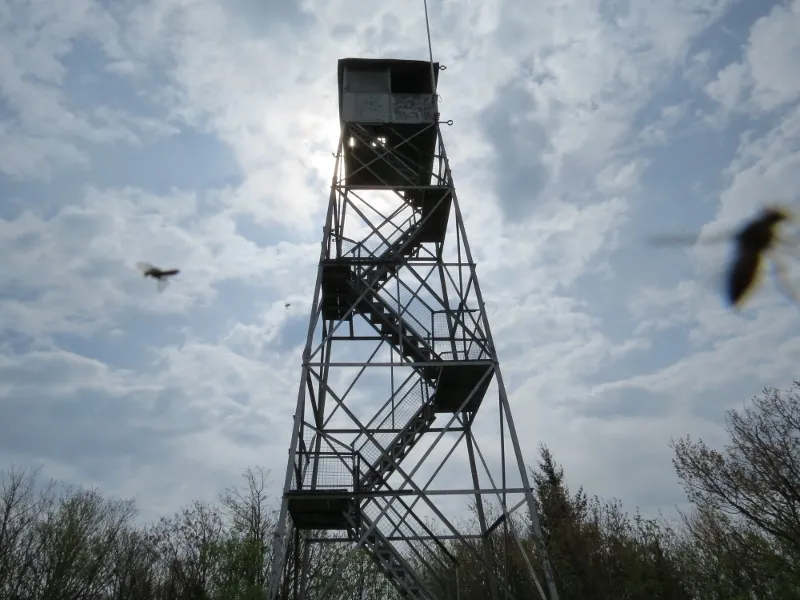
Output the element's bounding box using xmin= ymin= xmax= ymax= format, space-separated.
xmin=267 ymin=58 xmax=559 ymax=600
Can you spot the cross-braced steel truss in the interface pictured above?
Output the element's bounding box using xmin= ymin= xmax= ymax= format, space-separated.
xmin=267 ymin=58 xmax=559 ymax=600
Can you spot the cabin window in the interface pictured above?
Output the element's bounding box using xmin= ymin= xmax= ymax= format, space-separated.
xmin=346 ymin=68 xmax=390 ymax=93
xmin=391 ymin=67 xmax=433 ymax=94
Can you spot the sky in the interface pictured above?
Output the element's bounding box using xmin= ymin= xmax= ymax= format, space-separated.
xmin=2 ymin=0 xmax=800 ymax=528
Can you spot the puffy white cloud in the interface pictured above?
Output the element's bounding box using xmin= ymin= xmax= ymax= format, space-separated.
xmin=1 ymin=0 xmax=800 ymax=540
xmin=705 ymin=0 xmax=800 ymax=113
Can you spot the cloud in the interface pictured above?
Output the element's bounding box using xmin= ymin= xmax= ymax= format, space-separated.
xmin=0 ymin=0 xmax=175 ymax=179
xmin=2 ymin=0 xmax=800 ymax=544
xmin=705 ymin=0 xmax=800 ymax=114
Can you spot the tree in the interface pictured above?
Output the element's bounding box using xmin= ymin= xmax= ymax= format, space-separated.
xmin=149 ymin=499 xmax=225 ymax=598
xmin=526 ymin=445 xmax=690 ymax=600
xmin=529 ymin=444 xmax=596 ymax=599
xmin=0 ymin=466 xmax=57 ymax=599
xmin=14 ymin=480 xmax=138 ymax=599
xmin=214 ymin=466 xmax=275 ymax=598
xmin=671 ymin=381 xmax=800 ymax=561
xmin=670 ymin=381 xmax=800 ymax=598
xmin=667 ymin=503 xmax=799 ymax=600
xmin=107 ymin=526 xmax=160 ymax=600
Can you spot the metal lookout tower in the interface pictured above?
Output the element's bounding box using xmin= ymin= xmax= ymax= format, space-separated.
xmin=267 ymin=57 xmax=559 ymax=600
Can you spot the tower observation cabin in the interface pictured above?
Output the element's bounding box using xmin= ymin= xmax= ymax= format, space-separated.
xmin=338 ymin=58 xmax=440 ymax=188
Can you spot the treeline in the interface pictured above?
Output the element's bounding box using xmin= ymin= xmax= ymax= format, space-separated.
xmin=2 ymin=382 xmax=799 ymax=599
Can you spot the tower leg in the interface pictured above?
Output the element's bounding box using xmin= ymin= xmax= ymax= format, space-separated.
xmin=267 ymin=406 xmax=303 ymax=600
xmin=439 ymin=124 xmax=560 ymax=600
xmin=497 ymin=369 xmax=560 ymax=600
xmin=466 ymin=432 xmax=500 ymax=600
xmin=267 ymin=136 xmax=343 ymax=600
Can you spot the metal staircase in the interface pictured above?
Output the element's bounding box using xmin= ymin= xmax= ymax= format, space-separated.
xmin=349 ymin=277 xmax=439 ymax=381
xmin=357 ymin=401 xmax=436 ymax=492
xmin=345 ymin=213 xmax=424 ymax=287
xmin=344 ymin=222 xmax=441 ymax=598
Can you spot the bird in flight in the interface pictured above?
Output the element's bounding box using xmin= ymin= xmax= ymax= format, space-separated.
xmin=136 ymin=262 xmax=180 ymax=292
xmin=650 ymin=206 xmax=799 ymax=309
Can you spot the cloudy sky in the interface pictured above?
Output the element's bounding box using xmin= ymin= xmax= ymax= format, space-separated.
xmin=2 ymin=0 xmax=800 ymax=526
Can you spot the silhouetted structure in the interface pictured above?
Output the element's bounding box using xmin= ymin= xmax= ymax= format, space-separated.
xmin=267 ymin=57 xmax=559 ymax=600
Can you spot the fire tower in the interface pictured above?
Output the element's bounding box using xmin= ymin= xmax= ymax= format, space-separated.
xmin=267 ymin=58 xmax=559 ymax=600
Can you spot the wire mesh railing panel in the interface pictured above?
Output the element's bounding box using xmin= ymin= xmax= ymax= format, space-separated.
xmin=375 ymin=283 xmax=433 ymax=344
xmin=353 ymin=373 xmax=423 ymax=449
xmin=430 ymin=310 xmax=491 ymax=361
xmin=295 ymin=426 xmax=320 ymax=487
xmin=300 ymin=426 xmax=315 ymax=450
xmin=290 ymin=451 xmax=357 ymax=492
xmin=339 ymin=236 xmax=374 ymax=261
xmin=431 ymin=312 xmax=450 ymax=340
xmin=353 ymin=375 xmax=429 ymax=469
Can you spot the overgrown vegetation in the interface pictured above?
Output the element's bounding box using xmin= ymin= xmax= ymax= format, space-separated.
xmin=2 ymin=382 xmax=799 ymax=599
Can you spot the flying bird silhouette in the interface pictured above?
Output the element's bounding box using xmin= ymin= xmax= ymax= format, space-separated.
xmin=649 ymin=206 xmax=799 ymax=309
xmin=136 ymin=262 xmax=180 ymax=292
